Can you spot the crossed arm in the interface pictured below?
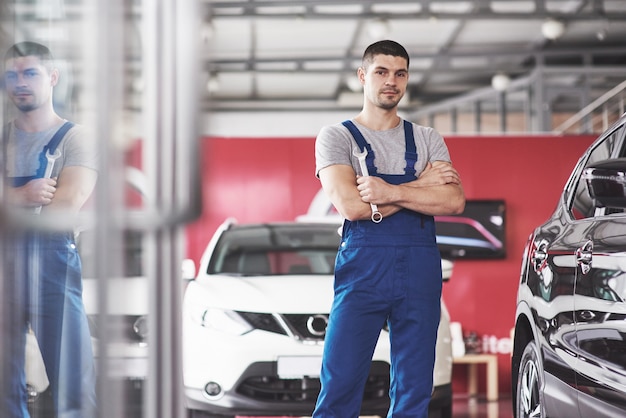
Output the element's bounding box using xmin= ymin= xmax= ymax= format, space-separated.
xmin=319 ymin=161 xmax=465 ymax=221
xmin=7 ymin=166 xmax=97 ymax=214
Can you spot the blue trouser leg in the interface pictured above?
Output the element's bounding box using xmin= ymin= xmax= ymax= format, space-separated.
xmin=1 ymin=286 xmax=30 ymax=417
xmin=30 ymin=233 xmax=97 ymax=418
xmin=1 ymin=233 xmax=31 ymax=418
xmin=314 ymin=280 xmax=389 ymax=418
xmin=2 ymin=325 xmax=29 ymax=418
xmin=387 ymin=246 xmax=441 ymax=418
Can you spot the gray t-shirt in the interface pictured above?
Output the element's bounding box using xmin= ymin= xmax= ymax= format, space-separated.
xmin=6 ymin=121 xmax=98 ymax=180
xmin=315 ymin=119 xmax=451 ymax=178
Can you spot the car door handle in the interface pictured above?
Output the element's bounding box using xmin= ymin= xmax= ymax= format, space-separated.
xmin=575 ymin=240 xmax=593 ymax=275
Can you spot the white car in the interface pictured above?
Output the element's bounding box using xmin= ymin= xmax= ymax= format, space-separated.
xmin=183 ymin=219 xmax=453 ymax=418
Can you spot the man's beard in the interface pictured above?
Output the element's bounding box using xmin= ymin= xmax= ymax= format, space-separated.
xmin=377 ymin=90 xmax=402 ymax=110
xmin=379 ymin=100 xmax=398 ymax=110
xmin=11 ymin=89 xmax=38 ymax=112
xmin=15 ymin=102 xmax=37 ymax=112
xmin=378 ymin=97 xmax=400 ymax=110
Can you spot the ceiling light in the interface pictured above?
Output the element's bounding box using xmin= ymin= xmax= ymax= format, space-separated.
xmin=491 ymin=73 xmax=511 ymax=91
xmin=367 ymin=19 xmax=390 ymax=39
xmin=541 ymin=19 xmax=565 ymax=40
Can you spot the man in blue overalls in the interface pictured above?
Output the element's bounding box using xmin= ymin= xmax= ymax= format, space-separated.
xmin=312 ymin=40 xmax=465 ymax=418
xmin=1 ymin=42 xmax=98 ymax=417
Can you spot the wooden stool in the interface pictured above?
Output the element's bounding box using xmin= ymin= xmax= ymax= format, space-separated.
xmin=453 ymin=353 xmax=499 ymax=401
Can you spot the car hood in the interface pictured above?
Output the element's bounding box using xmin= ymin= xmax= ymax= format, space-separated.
xmin=190 ymin=274 xmax=335 ymax=313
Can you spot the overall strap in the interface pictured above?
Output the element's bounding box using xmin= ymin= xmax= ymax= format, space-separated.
xmin=341 ymin=120 xmax=378 ymax=176
xmin=35 ymin=121 xmax=74 ymax=178
xmin=403 ymin=120 xmax=417 ymax=178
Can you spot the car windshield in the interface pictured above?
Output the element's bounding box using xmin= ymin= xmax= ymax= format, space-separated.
xmin=207 ymin=223 xmax=341 ymax=276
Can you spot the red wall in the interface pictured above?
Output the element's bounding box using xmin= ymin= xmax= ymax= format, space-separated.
xmin=185 ymin=134 xmax=596 ymax=396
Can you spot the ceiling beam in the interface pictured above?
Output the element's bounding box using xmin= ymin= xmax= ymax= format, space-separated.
xmin=204 ymin=0 xmax=625 ymax=20
xmin=203 ymin=46 xmax=626 ymax=73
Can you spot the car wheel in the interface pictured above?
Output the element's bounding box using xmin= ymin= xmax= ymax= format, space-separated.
xmin=515 ymin=341 xmax=545 ymax=418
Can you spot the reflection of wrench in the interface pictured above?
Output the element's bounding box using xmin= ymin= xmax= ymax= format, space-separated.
xmin=353 ymin=148 xmax=383 ymax=223
xmin=34 ymin=149 xmax=62 ymax=214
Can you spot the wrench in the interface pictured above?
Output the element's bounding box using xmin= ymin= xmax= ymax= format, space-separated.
xmin=353 ymin=148 xmax=383 ymax=223
xmin=34 ymin=148 xmax=62 ymax=214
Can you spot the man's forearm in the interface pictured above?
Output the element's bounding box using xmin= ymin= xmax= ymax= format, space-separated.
xmin=392 ymin=183 xmax=465 ymax=216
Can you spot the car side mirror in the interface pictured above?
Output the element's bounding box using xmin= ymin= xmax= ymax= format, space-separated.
xmin=181 ymin=258 xmax=196 ymax=280
xmin=583 ymin=158 xmax=626 ymax=210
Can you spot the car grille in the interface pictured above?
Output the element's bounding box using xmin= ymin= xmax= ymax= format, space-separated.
xmin=235 ymin=361 xmax=390 ymax=404
xmin=237 ymin=312 xmax=329 ymax=342
xmin=236 ymin=312 xmax=288 ymax=336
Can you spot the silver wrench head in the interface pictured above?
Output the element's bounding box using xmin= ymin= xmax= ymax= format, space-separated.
xmin=352 ymin=147 xmax=367 ymax=160
xmin=45 ymin=148 xmax=62 ymax=161
xmin=353 ymin=147 xmax=370 ymax=176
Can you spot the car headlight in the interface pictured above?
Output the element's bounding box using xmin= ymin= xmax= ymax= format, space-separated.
xmin=197 ymin=308 xmax=253 ymax=335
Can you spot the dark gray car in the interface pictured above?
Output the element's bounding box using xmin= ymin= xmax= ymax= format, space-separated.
xmin=512 ymin=112 xmax=626 ymax=417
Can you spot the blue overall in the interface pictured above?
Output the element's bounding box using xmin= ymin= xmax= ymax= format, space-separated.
xmin=2 ymin=122 xmax=97 ymax=418
xmin=313 ymin=120 xmax=442 ymax=418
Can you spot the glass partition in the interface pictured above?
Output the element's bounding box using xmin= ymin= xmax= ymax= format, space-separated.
xmin=0 ymin=1 xmax=201 ymax=417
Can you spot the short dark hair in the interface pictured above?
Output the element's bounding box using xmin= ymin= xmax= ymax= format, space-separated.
xmin=4 ymin=41 xmax=54 ymax=69
xmin=362 ymin=40 xmax=409 ymax=69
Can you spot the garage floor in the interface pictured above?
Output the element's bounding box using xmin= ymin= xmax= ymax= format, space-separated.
xmin=238 ymin=396 xmax=515 ymax=418
xmin=451 ymin=395 xmax=514 ymax=418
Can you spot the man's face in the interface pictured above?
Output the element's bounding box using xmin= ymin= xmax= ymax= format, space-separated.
xmin=359 ymin=54 xmax=408 ymax=110
xmin=4 ymin=55 xmax=57 ymax=112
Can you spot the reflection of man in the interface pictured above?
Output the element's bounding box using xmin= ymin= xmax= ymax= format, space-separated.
xmin=2 ymin=41 xmax=97 ymax=417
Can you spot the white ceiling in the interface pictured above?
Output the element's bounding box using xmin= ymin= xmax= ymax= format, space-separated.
xmin=200 ymin=0 xmax=626 ymax=113
xmin=6 ymin=0 xmax=626 ymax=119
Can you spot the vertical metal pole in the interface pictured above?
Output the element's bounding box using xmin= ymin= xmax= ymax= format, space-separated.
xmin=523 ymin=85 xmax=531 ymax=133
xmin=473 ymin=101 xmax=481 ymax=134
xmin=450 ymin=108 xmax=458 ymax=134
xmin=498 ymin=91 xmax=507 ymax=133
xmin=0 ymin=8 xmax=13 ymax=404
xmin=533 ymin=63 xmax=550 ymax=132
xmin=85 ymin=0 xmax=126 ymax=417
xmin=143 ymin=0 xmax=200 ymax=417
xmin=582 ymin=55 xmax=592 ymax=133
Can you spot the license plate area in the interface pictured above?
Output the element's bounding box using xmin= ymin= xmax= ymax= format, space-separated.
xmin=277 ymin=356 xmax=322 ymax=379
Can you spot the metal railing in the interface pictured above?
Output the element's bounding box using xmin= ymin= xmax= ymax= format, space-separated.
xmin=552 ymin=79 xmax=626 ymax=135
xmin=407 ymin=67 xmax=626 ymax=136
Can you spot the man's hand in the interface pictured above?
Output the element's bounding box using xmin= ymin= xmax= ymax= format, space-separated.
xmin=13 ymin=178 xmax=57 ymax=207
xmin=356 ymin=175 xmax=395 ymax=205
